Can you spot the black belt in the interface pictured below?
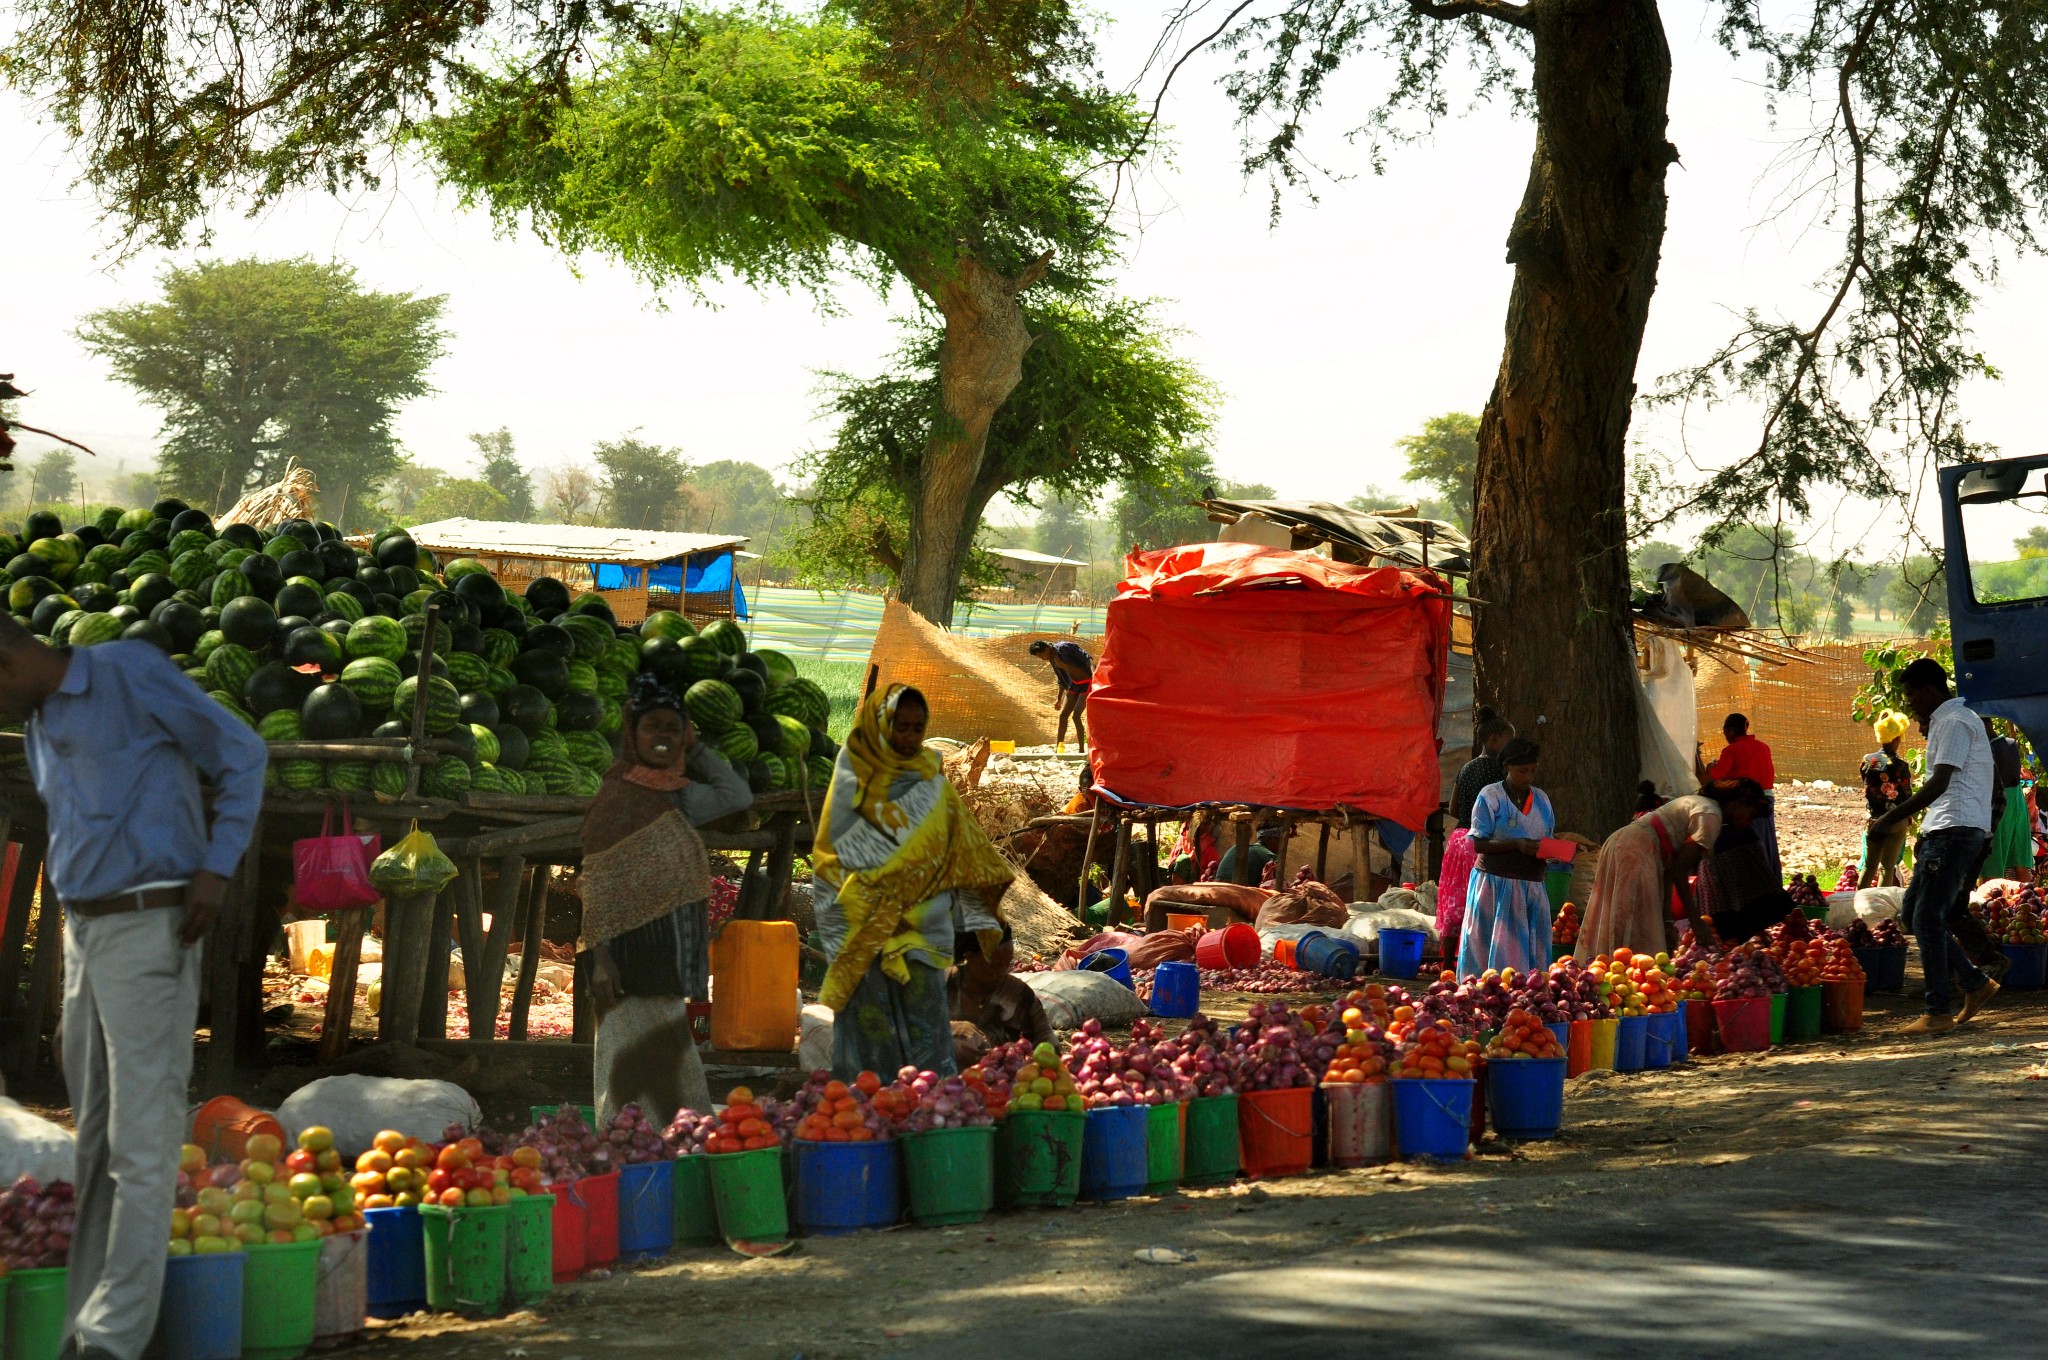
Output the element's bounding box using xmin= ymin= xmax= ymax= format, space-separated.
xmin=66 ymin=887 xmax=185 ymax=917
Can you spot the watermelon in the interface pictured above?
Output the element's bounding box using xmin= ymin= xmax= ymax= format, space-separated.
xmin=339 ymin=657 xmax=401 ymax=711
xmin=275 ymin=759 xmax=323 ymax=790
xmin=596 ymin=697 xmax=623 ymax=736
xmin=639 ymin=610 xmax=695 ymax=642
xmin=480 ymin=629 xmax=519 ymax=669
xmin=326 ymin=761 xmax=376 ymax=792
xmin=699 ymin=618 xmax=746 ymax=656
xmin=257 ymin=710 xmax=304 ymax=742
xmin=560 ymin=614 xmax=612 ymax=662
xmin=205 ymin=643 xmax=260 ymax=696
xmin=532 ymin=754 xmax=579 ymax=795
xmin=443 ymin=652 xmax=489 ymax=692
xmin=562 ymin=730 xmax=614 ymax=772
xmin=484 ymin=666 xmax=518 ymax=696
xmin=193 ymin=629 xmax=226 ymax=662
xmin=391 ymin=675 xmax=462 ymax=733
xmin=765 ymin=678 xmax=829 ymax=731
xmin=371 ymin=760 xmax=408 ymax=801
xmin=716 ymin=725 xmax=759 ymax=765
xmin=564 ymin=660 xmax=598 ymax=694
xmin=685 ymin=679 xmax=743 ymax=733
xmin=528 ymin=730 xmax=569 ymax=765
xmin=208 ymin=691 xmax=256 ymax=727
xmin=422 ymin=757 xmax=473 ymax=798
xmin=168 ymin=550 xmax=211 ymax=590
xmin=676 ymin=636 xmax=726 ymax=681
xmin=470 ymin=724 xmax=501 ymax=765
xmin=401 ymin=613 xmax=453 ymax=655
xmin=805 ymin=753 xmax=837 ymax=789
xmin=772 ymin=714 xmax=810 ymax=759
xmin=565 ymin=766 xmax=603 ymax=797
xmin=322 ymin=587 xmax=365 ymax=623
xmin=444 ymin=557 xmax=491 ymax=582
xmin=600 ymin=636 xmax=641 ymax=676
xmin=69 ymin=613 xmax=125 ymax=647
xmin=595 ymin=668 xmax=628 ymax=700
xmin=301 ymin=683 xmax=365 ymax=740
xmin=471 ymin=763 xmax=507 ymax=793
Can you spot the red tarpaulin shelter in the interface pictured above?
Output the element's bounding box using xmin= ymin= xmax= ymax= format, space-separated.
xmin=1087 ymin=542 xmax=1451 ymax=829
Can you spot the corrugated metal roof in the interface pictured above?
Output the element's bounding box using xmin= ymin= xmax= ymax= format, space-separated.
xmin=993 ymin=546 xmax=1091 ymax=568
xmin=1198 ymin=499 xmax=1470 ymax=574
xmin=402 ymin=519 xmax=748 ymax=566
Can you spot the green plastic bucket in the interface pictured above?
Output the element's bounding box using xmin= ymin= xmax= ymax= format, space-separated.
xmin=505 ymin=1194 xmax=554 ymax=1306
xmin=1769 ymin=991 xmax=1788 ymax=1045
xmin=7 ymin=1266 xmax=62 ymax=1360
xmin=706 ymin=1147 xmax=788 ymax=1242
xmin=1544 ymin=867 xmax=1572 ymax=912
xmin=998 ymin=1110 xmax=1087 ymax=1208
xmin=420 ymin=1203 xmax=510 ymax=1317
xmin=1786 ymin=985 xmax=1823 ymax=1041
xmin=240 ymin=1239 xmax=322 ymax=1360
xmin=672 ymin=1155 xmax=720 ymax=1245
xmin=902 ymin=1125 xmax=996 ymax=1226
xmin=1182 ymin=1094 xmax=1241 ymax=1186
xmin=1144 ymin=1102 xmax=1184 ymax=1194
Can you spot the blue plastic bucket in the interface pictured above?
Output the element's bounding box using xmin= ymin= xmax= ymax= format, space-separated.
xmin=1671 ymin=1007 xmax=1690 ymax=1063
xmin=2001 ymin=942 xmax=2048 ymax=989
xmin=1392 ymin=1078 xmax=1473 ymax=1159
xmin=617 ymin=1159 xmax=675 ymax=1260
xmin=1080 ymin=1105 xmax=1149 ymax=1200
xmin=1545 ymin=1021 xmax=1569 ymax=1055
xmin=1378 ymin=928 xmax=1426 ymax=979
xmin=1614 ymin=1014 xmax=1648 ymax=1071
xmin=160 ymin=1250 xmax=245 ymax=1360
xmin=364 ymin=1205 xmax=426 ymax=1320
xmin=792 ymin=1139 xmax=902 ymax=1235
xmin=1486 ymin=1057 xmax=1566 ymax=1140
xmin=1150 ymin=960 xmax=1200 ymax=1018
xmin=1297 ymin=931 xmax=1361 ymax=981
xmin=1642 ymin=1011 xmax=1680 ymax=1069
xmin=1854 ymin=944 xmax=1908 ymax=992
xmin=1079 ymin=948 xmax=1134 ymax=990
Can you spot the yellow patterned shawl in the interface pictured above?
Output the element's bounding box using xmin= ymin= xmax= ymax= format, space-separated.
xmin=814 ymin=685 xmax=1014 ymax=1012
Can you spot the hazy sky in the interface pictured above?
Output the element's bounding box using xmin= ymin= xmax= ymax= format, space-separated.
xmin=5 ymin=5 xmax=2048 ymax=559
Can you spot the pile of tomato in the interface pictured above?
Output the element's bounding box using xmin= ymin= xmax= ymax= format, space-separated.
xmin=706 ymin=1088 xmax=780 ymax=1154
xmin=1486 ymin=1008 xmax=1564 ymax=1060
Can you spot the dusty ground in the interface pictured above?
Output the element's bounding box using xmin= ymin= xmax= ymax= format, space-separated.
xmin=1773 ymin=781 xmax=1870 ymax=880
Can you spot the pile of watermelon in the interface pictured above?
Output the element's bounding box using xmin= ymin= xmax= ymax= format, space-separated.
xmin=0 ymin=500 xmax=838 ymax=801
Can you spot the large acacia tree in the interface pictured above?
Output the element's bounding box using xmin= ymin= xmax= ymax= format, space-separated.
xmin=423 ymin=2 xmax=1142 ymax=624
xmin=1223 ymin=1 xmax=2048 ymax=831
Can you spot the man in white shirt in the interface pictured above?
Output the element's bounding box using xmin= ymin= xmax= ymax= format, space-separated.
xmin=1869 ymin=658 xmax=2000 ymax=1034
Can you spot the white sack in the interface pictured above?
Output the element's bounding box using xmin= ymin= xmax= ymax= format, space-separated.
xmin=277 ymin=1075 xmax=480 ymax=1159
xmin=1023 ymin=970 xmax=1147 ymax=1031
xmin=798 ymin=1003 xmax=836 ymax=1073
xmin=0 ymin=1099 xmax=73 ymax=1185
xmin=1853 ymin=887 xmax=1905 ymax=925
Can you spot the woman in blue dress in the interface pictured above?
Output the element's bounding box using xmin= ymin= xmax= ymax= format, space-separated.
xmin=1458 ymin=737 xmax=1555 ymax=978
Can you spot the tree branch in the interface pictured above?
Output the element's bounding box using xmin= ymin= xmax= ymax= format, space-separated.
xmin=1406 ymin=0 xmax=1535 ymax=32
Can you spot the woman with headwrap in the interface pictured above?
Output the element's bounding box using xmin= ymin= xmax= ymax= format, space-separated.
xmin=1578 ymin=779 xmax=1761 ymax=958
xmin=813 ymin=685 xmax=1016 ymax=1080
xmin=1858 ymin=711 xmax=1914 ymax=888
xmin=1457 ymin=735 xmax=1554 ymax=977
xmin=578 ymin=673 xmax=753 ymax=1124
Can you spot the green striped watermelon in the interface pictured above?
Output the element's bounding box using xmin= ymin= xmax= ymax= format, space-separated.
xmin=515 ymin=769 xmax=546 ymax=796
xmin=372 ymin=760 xmax=408 ymax=801
xmin=471 ymin=763 xmax=507 ymax=793
xmin=210 ymin=572 xmax=251 ymax=608
xmin=205 ymin=643 xmax=259 ymax=696
xmin=480 ymin=629 xmax=519 ymax=669
xmin=70 ymin=614 xmax=125 ymax=647
xmin=699 ymin=619 xmax=745 ymax=656
xmin=532 ymin=754 xmax=578 ymax=795
xmin=685 ymin=680 xmax=743 ymax=733
xmin=326 ymin=761 xmax=376 ymax=792
xmin=422 ymin=757 xmax=472 ymax=798
xmin=169 ymin=551 xmax=211 ymax=590
xmin=323 ymin=588 xmax=365 ymax=623
xmin=561 ymin=730 xmax=613 ymax=771
xmin=193 ymin=630 xmax=226 ymax=662
xmin=391 ymin=675 xmax=461 ymax=733
xmin=566 ymin=767 xmax=603 ymax=797
xmin=600 ymin=636 xmax=641 ymax=676
xmin=560 ymin=614 xmax=612 ymax=662
xmin=805 ymin=754 xmax=836 ymax=789
xmin=717 ymin=725 xmax=759 ymax=764
xmin=400 ymin=614 xmax=452 ymax=655
xmin=765 ymin=678 xmax=829 ymax=730
xmin=257 ymin=710 xmax=303 ymax=742
xmin=596 ymin=697 xmax=623 ymax=736
xmin=640 ymin=610 xmax=695 ymax=641
xmin=754 ymin=649 xmax=799 ymax=689
xmin=772 ymin=714 xmax=810 ymax=759
xmin=339 ymin=657 xmax=401 ymax=711
xmin=345 ymin=615 xmax=407 ymax=663
xmin=275 ymin=759 xmax=322 ymax=790
xmin=564 ymin=660 xmax=598 ymax=694
xmin=677 ymin=637 xmax=726 ymax=680
xmin=470 ymin=724 xmax=501 ymax=764
xmin=443 ymin=652 xmax=489 ymax=692
xmin=209 ymin=691 xmax=256 ymax=727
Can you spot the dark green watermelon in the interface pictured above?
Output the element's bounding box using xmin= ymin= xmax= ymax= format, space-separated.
xmin=301 ymin=683 xmax=365 ymax=740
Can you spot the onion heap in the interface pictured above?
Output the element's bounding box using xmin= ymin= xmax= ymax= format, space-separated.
xmin=789 ymin=1072 xmax=895 ymax=1142
xmin=1500 ymin=967 xmax=1568 ymax=1024
xmin=1228 ymin=1001 xmax=1315 ymax=1090
xmin=1194 ymin=964 xmax=1325 ymax=995
xmin=1415 ymin=968 xmax=1514 ymax=1037
xmin=1976 ymin=882 xmax=2048 ymax=944
xmin=1847 ymin=917 xmax=1908 ymax=948
xmin=1065 ymin=1017 xmax=1192 ymax=1107
xmin=903 ymin=1075 xmax=995 ymax=1132
xmin=0 ymin=1176 xmax=74 ymax=1270
xmin=514 ymin=1105 xmax=609 ymax=1185
xmin=1168 ymin=1013 xmax=1239 ymax=1097
xmin=1712 ymin=950 xmax=1773 ymax=1000
xmin=604 ymin=1103 xmax=671 ymax=1164
xmin=972 ymin=1038 xmax=1038 ymax=1117
xmin=1787 ymin=874 xmax=1827 ymax=913
xmin=1543 ymin=958 xmax=1614 ymax=1020
xmin=662 ymin=1109 xmax=719 ymax=1156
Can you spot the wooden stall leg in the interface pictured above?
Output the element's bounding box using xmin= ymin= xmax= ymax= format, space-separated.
xmin=470 ymin=855 xmax=525 ymax=1041
xmin=318 ymin=910 xmax=367 ymax=1063
xmin=377 ymin=890 xmax=438 ymax=1047
xmin=455 ymin=860 xmax=489 ymax=1033
xmin=0 ymin=836 xmax=45 ymax=1018
xmin=1106 ymin=818 xmax=1132 ymax=928
xmin=509 ymin=870 xmax=547 ymax=1043
xmin=1076 ymin=803 xmax=1103 ymax=917
xmin=1231 ymin=816 xmax=1254 ymax=885
xmin=233 ymin=840 xmax=269 ymax=1067
xmin=1273 ymin=816 xmax=1293 ymax=886
xmin=1135 ymin=817 xmax=1160 ymax=901
xmin=1316 ymin=824 xmax=1331 ymax=884
xmin=203 ymin=817 xmax=262 ymax=1092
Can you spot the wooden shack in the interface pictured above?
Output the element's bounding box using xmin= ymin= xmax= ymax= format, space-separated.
xmin=402 ymin=519 xmax=749 ymax=625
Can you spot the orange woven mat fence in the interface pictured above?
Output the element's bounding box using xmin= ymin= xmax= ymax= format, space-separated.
xmin=1694 ymin=640 xmax=1924 ymax=782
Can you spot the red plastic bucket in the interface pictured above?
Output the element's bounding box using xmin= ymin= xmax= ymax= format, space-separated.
xmin=1195 ymin=924 xmax=1260 ymax=970
xmin=1237 ymin=1087 xmax=1313 ymax=1178
xmin=1565 ymin=1019 xmax=1592 ymax=1077
xmin=1821 ymin=978 xmax=1865 ymax=1033
xmin=1713 ymin=996 xmax=1771 ymax=1053
xmin=573 ymin=1172 xmax=620 ymax=1268
xmin=549 ymin=1190 xmax=585 ymax=1282
xmin=1684 ymin=998 xmax=1717 ymax=1055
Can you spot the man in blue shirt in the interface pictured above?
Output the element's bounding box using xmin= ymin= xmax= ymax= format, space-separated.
xmin=1027 ymin=638 xmax=1093 ymax=746
xmin=0 ymin=619 xmax=266 ymax=1360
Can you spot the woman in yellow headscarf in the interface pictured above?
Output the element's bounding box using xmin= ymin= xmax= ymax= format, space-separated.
xmin=813 ymin=685 xmax=1015 ymax=1079
xmin=1858 ymin=710 xmax=1914 ymax=888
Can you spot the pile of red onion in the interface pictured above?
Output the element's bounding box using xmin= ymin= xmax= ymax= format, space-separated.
xmin=514 ymin=1105 xmax=611 ymax=1185
xmin=1542 ymin=959 xmax=1614 ymax=1020
xmin=1714 ymin=954 xmax=1773 ymax=999
xmin=663 ymin=1109 xmax=718 ymax=1155
xmin=0 ymin=1177 xmax=73 ymax=1270
xmin=604 ymin=1103 xmax=670 ymax=1164
xmin=1062 ymin=1018 xmax=1189 ymax=1107
xmin=1170 ymin=1013 xmax=1240 ymax=1097
xmin=903 ymin=1075 xmax=994 ymax=1131
xmin=972 ymin=1039 xmax=1037 ymax=1112
xmin=1413 ymin=971 xmax=1513 ymax=1037
xmin=1197 ymin=964 xmax=1326 ymax=994
xmin=1228 ymin=1001 xmax=1315 ymax=1089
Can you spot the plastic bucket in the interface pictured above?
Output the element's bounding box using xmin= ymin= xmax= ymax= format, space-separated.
xmin=1565 ymin=1019 xmax=1592 ymax=1077
xmin=1149 ymin=961 xmax=1200 ymax=1018
xmin=615 ymin=1160 xmax=675 ymax=1259
xmin=1323 ymin=1081 xmax=1392 ymax=1167
xmin=1545 ymin=1021 xmax=1569 ymax=1056
xmin=1643 ymin=1011 xmax=1680 ymax=1070
xmin=573 ymin=1171 xmax=620 ymax=1266
xmin=1467 ymin=1058 xmax=1489 ymax=1143
xmin=1685 ymin=998 xmax=1716 ymax=1056
xmin=999 ymin=1109 xmax=1087 ymax=1207
xmin=1079 ymin=947 xmax=1134 ymax=990
xmin=160 ymin=1251 xmax=244 ymax=1360
xmin=1238 ymin=1087 xmax=1313 ymax=1178
xmin=420 ymin=1203 xmax=509 ymax=1318
xmin=2001 ymin=942 xmax=2048 ymax=988
xmin=1165 ymin=912 xmax=1208 ymax=933
xmin=1144 ymin=1102 xmax=1185 ymax=1193
xmin=1855 ymin=944 xmax=1909 ymax=993
xmin=1671 ymin=1006 xmax=1690 ymax=1064
xmin=241 ymin=1239 xmax=323 ymax=1359
xmin=1181 ymin=1095 xmax=1241 ymax=1186
xmin=1378 ymin=928 xmax=1426 ymax=979
xmin=903 ymin=1126 xmax=995 ymax=1225
xmin=1714 ymin=996 xmax=1771 ymax=1052
xmin=1769 ymin=991 xmax=1788 ymax=1044
xmin=671 ymin=1155 xmax=720 ymax=1245
xmin=529 ymin=1104 xmax=598 ymax=1129
xmin=365 ymin=1205 xmax=426 ymax=1318
xmin=6 ymin=1266 xmax=63 ymax=1360
xmin=1786 ymin=985 xmax=1824 ymax=1040
xmin=1822 ymin=978 xmax=1865 ymax=1032
xmin=1613 ymin=1014 xmax=1648 ymax=1072
xmin=793 ymin=1139 xmax=902 ymax=1234
xmin=1297 ymin=932 xmax=1362 ymax=981
xmin=1588 ymin=1017 xmax=1618 ymax=1070
xmin=706 ymin=1147 xmax=789 ymax=1241
xmin=1195 ymin=923 xmax=1261 ymax=970
xmin=1079 ymin=1105 xmax=1149 ymax=1201
xmin=313 ymin=1228 xmax=369 ymax=1348
xmin=504 ymin=1194 xmax=553 ymax=1305
xmin=1392 ymin=1078 xmax=1474 ymax=1159
xmin=191 ymin=1096 xmax=287 ymax=1164
xmin=1487 ymin=1057 xmax=1567 ymax=1139
xmin=548 ymin=1190 xmax=585 ymax=1280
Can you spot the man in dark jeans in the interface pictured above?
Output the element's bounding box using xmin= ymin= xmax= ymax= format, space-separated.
xmin=1870 ymin=659 xmax=2000 ymax=1034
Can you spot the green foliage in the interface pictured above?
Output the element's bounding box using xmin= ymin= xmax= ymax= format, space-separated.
xmin=777 ymin=482 xmax=1007 ymax=595
xmin=412 ymin=478 xmax=511 ymax=523
xmin=1885 ymin=556 xmax=1947 ymax=634
xmin=686 ymin=460 xmax=788 ymax=549
xmin=22 ymin=451 xmax=78 ymax=510
xmin=1853 ymin=630 xmax=1952 ymax=735
xmin=76 ymin=258 xmax=445 ymax=525
xmin=1034 ymin=494 xmax=1091 ymax=561
xmin=470 ymin=428 xmax=534 ymax=520
xmin=594 ymin=435 xmax=688 ymax=530
xmin=1394 ymin=412 xmax=1477 ymax=530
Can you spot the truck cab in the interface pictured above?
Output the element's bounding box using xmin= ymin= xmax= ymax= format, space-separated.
xmin=1940 ymin=455 xmax=2048 ymax=752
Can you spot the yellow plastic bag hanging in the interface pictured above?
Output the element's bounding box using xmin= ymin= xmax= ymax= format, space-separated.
xmin=369 ymin=820 xmax=460 ymax=896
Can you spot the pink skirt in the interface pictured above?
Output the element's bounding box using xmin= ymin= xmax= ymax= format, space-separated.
xmin=1437 ymin=828 xmax=1478 ymax=944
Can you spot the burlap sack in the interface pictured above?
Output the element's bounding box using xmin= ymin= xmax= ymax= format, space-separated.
xmin=865 ymin=600 xmax=1085 ymax=745
xmin=1255 ymin=881 xmax=1350 ymax=930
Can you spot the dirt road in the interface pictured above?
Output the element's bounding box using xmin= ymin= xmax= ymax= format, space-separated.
xmin=358 ymin=983 xmax=2048 ymax=1360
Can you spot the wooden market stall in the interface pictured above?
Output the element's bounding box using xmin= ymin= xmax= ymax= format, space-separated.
xmin=394 ymin=519 xmax=750 ymax=625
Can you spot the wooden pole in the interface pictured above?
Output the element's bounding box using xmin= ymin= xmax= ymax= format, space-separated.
xmin=455 ymin=859 xmax=489 ymax=1030
xmin=1076 ymin=802 xmax=1103 ymax=917
xmin=377 ymin=890 xmax=437 ymax=1046
xmin=318 ymin=910 xmax=367 ymax=1063
xmin=1273 ymin=816 xmax=1293 ymax=885
xmin=760 ymin=814 xmax=800 ymax=921
xmin=471 ymin=855 xmax=526 ymax=1040
xmin=1106 ymin=818 xmax=1132 ymax=928
xmin=1316 ymin=823 xmax=1331 ymax=883
xmin=1231 ymin=816 xmax=1254 ymax=885
xmin=508 ymin=869 xmax=547 ymax=1043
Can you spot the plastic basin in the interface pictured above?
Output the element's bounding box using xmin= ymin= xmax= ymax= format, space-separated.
xmin=420 ymin=1203 xmax=509 ymax=1318
xmin=1238 ymin=1087 xmax=1313 ymax=1179
xmin=1181 ymin=1095 xmax=1241 ymax=1186
xmin=1487 ymin=1058 xmax=1566 ymax=1139
xmin=1080 ymin=1106 xmax=1149 ymax=1201
xmin=365 ymin=1205 xmax=426 ymax=1319
xmin=617 ymin=1160 xmax=675 ymax=1259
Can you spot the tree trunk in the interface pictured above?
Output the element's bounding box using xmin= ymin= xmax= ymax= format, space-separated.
xmin=898 ymin=254 xmax=1043 ymax=624
xmin=1470 ymin=0 xmax=1677 ymax=838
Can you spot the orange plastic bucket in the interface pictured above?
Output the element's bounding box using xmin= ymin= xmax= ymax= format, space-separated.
xmin=1237 ymin=1087 xmax=1313 ymax=1178
xmin=1194 ymin=924 xmax=1260 ymax=971
xmin=1272 ymin=937 xmax=1298 ymax=969
xmin=1565 ymin=1020 xmax=1592 ymax=1077
xmin=1165 ymin=912 xmax=1207 ymax=934
xmin=191 ymin=1096 xmax=286 ymax=1163
xmin=1821 ymin=979 xmax=1864 ymax=1033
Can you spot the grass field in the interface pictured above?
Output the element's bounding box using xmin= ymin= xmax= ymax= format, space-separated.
xmin=792 ymin=656 xmax=864 ymax=740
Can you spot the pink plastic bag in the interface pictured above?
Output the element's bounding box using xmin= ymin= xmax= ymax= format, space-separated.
xmin=292 ymin=804 xmax=381 ymax=912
